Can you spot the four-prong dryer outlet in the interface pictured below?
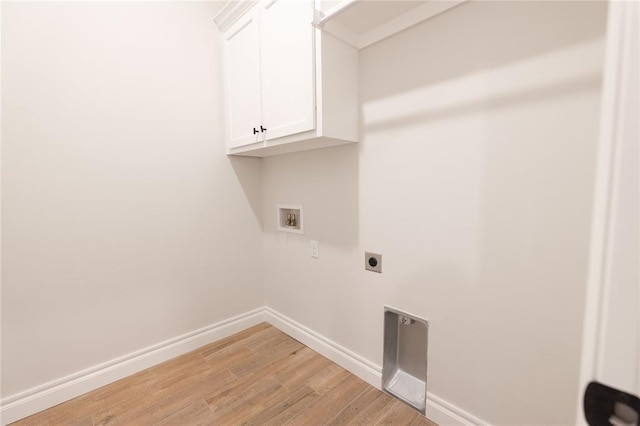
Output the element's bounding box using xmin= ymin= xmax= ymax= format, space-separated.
xmin=365 ymin=252 xmax=382 ymax=273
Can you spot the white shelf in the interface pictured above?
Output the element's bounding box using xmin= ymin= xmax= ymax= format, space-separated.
xmin=317 ymin=0 xmax=467 ymax=49
xmin=216 ymin=1 xmax=467 ymax=52
xmin=213 ymin=0 xmax=258 ymax=33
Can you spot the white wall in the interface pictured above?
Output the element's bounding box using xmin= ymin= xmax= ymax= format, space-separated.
xmin=263 ymin=1 xmax=607 ymax=424
xmin=1 ymin=1 xmax=263 ymax=399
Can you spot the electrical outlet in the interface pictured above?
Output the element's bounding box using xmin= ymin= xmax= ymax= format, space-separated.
xmin=365 ymin=252 xmax=382 ymax=273
xmin=311 ymin=240 xmax=319 ymax=258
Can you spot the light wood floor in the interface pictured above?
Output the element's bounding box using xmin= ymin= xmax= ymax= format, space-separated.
xmin=12 ymin=323 xmax=437 ymax=426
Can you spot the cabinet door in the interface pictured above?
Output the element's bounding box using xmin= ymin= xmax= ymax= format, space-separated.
xmin=224 ymin=9 xmax=263 ymax=148
xmin=260 ymin=0 xmax=315 ymax=141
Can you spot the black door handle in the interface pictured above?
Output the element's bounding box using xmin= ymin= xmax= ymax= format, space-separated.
xmin=584 ymin=381 xmax=640 ymax=425
xmin=253 ymin=127 xmax=259 ymax=135
xmin=260 ymin=126 xmax=267 ymax=132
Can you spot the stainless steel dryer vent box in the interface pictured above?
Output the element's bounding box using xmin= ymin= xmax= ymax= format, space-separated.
xmin=382 ymin=306 xmax=429 ymax=414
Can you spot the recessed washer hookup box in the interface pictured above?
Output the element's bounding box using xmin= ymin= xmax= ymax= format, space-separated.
xmin=382 ymin=306 xmax=429 ymax=414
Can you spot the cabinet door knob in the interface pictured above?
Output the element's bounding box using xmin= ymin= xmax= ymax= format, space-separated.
xmin=260 ymin=126 xmax=267 ymax=132
xmin=253 ymin=127 xmax=259 ymax=134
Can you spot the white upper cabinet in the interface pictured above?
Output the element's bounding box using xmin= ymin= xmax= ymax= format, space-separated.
xmin=261 ymin=0 xmax=315 ymax=141
xmin=225 ymin=9 xmax=262 ymax=149
xmin=216 ymin=0 xmax=358 ymax=157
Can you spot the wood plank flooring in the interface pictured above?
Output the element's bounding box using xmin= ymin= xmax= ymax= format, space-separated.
xmin=12 ymin=323 xmax=437 ymax=426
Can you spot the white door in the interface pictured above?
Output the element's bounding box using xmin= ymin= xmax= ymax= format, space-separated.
xmin=224 ymin=8 xmax=263 ymax=149
xmin=578 ymin=2 xmax=639 ymax=424
xmin=261 ymin=0 xmax=315 ymax=141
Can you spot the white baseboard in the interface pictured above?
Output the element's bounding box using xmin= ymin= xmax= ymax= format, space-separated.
xmin=0 ymin=307 xmax=266 ymax=425
xmin=264 ymin=307 xmax=382 ymax=389
xmin=265 ymin=307 xmax=489 ymax=426
xmin=2 ymin=306 xmax=489 ymax=426
xmin=425 ymin=393 xmax=489 ymax=426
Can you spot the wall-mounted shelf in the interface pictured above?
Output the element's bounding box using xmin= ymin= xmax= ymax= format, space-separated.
xmin=277 ymin=204 xmax=304 ymax=234
xmin=316 ymin=0 xmax=466 ymax=50
xmin=213 ymin=0 xmax=259 ymax=33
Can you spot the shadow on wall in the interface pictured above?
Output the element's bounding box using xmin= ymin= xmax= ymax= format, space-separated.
xmin=363 ymin=73 xmax=602 ymax=133
xmin=358 ymin=1 xmax=607 ymax=424
xmin=229 ymin=156 xmax=263 ymax=227
xmin=361 ymin=0 xmax=607 ymax=104
xmin=361 ymin=0 xmax=606 ymax=134
xmin=260 ymin=144 xmax=361 ymax=341
xmin=261 ymin=144 xmax=360 ymax=249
